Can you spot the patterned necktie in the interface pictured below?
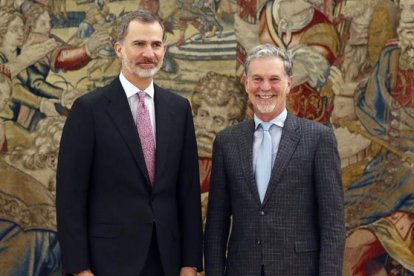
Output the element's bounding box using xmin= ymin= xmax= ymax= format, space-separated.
xmin=255 ymin=122 xmax=273 ymax=202
xmin=136 ymin=91 xmax=155 ymax=184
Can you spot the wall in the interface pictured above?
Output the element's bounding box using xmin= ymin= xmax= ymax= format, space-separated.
xmin=0 ymin=0 xmax=412 ymax=275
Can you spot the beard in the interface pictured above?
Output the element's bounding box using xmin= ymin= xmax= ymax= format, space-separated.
xmin=255 ymin=102 xmax=277 ymax=114
xmin=122 ymin=56 xmax=162 ymax=78
xmin=195 ymin=128 xmax=216 ymax=157
xmin=399 ymin=23 xmax=414 ymax=57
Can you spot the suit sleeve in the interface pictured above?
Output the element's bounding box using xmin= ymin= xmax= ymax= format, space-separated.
xmin=177 ymin=100 xmax=203 ymax=271
xmin=204 ymin=133 xmax=232 ymax=276
xmin=56 ymin=97 xmax=94 ymax=274
xmin=314 ymin=126 xmax=346 ymax=275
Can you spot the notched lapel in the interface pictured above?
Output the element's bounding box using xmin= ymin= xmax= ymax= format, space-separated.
xmin=105 ymin=80 xmax=152 ymax=188
xmin=237 ymin=120 xmax=261 ymax=205
xmin=262 ymin=114 xmax=300 ymax=205
xmin=153 ymin=86 xmax=172 ymax=189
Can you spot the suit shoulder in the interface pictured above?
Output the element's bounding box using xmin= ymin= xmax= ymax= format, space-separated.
xmin=156 ymin=85 xmax=188 ymax=104
xmin=76 ymin=85 xmax=108 ymax=105
xmin=68 ymin=84 xmax=113 ymax=119
xmin=155 ymin=86 xmax=192 ymax=117
xmin=216 ymin=120 xmax=253 ymax=140
xmin=295 ymin=115 xmax=331 ymax=132
xmin=290 ymin=115 xmax=334 ymax=141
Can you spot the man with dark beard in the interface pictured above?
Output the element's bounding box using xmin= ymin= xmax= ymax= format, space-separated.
xmin=56 ymin=10 xmax=203 ymax=276
xmin=343 ymin=0 xmax=414 ymax=274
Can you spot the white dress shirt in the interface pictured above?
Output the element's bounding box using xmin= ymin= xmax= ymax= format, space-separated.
xmin=253 ymin=108 xmax=287 ymax=174
xmin=119 ymin=72 xmax=156 ymax=143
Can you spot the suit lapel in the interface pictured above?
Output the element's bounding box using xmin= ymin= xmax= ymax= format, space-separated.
xmin=262 ymin=113 xmax=300 ymax=206
xmin=105 ymin=78 xmax=152 ymax=188
xmin=153 ymin=85 xmax=173 ymax=190
xmin=237 ymin=120 xmax=262 ymax=204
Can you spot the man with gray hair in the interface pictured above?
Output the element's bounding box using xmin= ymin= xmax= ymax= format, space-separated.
xmin=204 ymin=44 xmax=345 ymax=275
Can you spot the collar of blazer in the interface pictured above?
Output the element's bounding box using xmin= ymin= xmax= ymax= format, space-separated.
xmin=235 ymin=112 xmax=301 ymax=206
xmin=104 ymin=78 xmax=175 ymax=189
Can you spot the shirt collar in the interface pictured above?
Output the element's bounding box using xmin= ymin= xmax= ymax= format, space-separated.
xmin=119 ymin=72 xmax=155 ymax=99
xmin=254 ymin=108 xmax=287 ymax=130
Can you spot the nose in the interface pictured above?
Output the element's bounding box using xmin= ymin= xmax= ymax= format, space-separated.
xmin=16 ymin=28 xmax=24 ymax=37
xmin=204 ymin=116 xmax=215 ymax=131
xmin=142 ymin=45 xmax=155 ymax=58
xmin=260 ymin=80 xmax=271 ymax=91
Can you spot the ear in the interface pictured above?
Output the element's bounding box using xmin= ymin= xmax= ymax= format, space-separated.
xmin=114 ymin=41 xmax=122 ymax=58
xmin=241 ymin=72 xmax=248 ymax=86
xmin=285 ymin=75 xmax=293 ymax=94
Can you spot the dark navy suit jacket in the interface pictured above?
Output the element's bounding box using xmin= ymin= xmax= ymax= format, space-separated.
xmin=57 ymin=78 xmax=203 ymax=275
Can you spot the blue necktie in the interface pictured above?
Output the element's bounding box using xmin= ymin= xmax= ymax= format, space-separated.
xmin=256 ymin=122 xmax=273 ymax=202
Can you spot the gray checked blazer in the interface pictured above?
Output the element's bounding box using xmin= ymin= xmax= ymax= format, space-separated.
xmin=204 ymin=112 xmax=345 ymax=276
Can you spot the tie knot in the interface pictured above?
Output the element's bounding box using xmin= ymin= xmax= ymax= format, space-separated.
xmin=138 ymin=91 xmax=146 ymax=102
xmin=260 ymin=122 xmax=272 ymax=131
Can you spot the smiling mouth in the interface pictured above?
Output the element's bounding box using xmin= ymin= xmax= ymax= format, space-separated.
xmin=256 ymin=94 xmax=275 ymax=99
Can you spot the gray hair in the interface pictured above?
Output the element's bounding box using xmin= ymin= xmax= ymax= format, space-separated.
xmin=116 ymin=9 xmax=165 ymax=42
xmin=244 ymin=44 xmax=293 ymax=77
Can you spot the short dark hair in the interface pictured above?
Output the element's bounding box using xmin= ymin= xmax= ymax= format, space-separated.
xmin=116 ymin=9 xmax=165 ymax=42
xmin=244 ymin=44 xmax=293 ymax=77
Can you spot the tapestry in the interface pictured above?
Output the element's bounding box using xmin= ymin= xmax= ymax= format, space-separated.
xmin=0 ymin=0 xmax=413 ymax=275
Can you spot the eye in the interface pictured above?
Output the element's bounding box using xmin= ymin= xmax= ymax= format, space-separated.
xmin=198 ymin=110 xmax=208 ymax=119
xmin=133 ymin=41 xmax=146 ymax=47
xmin=214 ymin=117 xmax=225 ymax=126
xmin=152 ymin=42 xmax=163 ymax=49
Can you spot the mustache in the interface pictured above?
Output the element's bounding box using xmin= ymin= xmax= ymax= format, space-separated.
xmin=399 ymin=29 xmax=414 ymax=49
xmin=137 ymin=58 xmax=158 ymax=64
xmin=195 ymin=129 xmax=216 ymax=141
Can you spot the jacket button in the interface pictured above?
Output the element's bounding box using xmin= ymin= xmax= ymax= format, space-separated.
xmin=256 ymin=239 xmax=261 ymax=245
xmin=259 ymin=211 xmax=265 ymax=216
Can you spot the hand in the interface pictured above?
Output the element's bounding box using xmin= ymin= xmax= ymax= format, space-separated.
xmin=328 ymin=66 xmax=344 ymax=96
xmin=331 ymin=95 xmax=356 ymax=124
xmin=74 ymin=269 xmax=94 ymax=276
xmin=7 ymin=38 xmax=58 ymax=77
xmin=40 ymin=98 xmax=61 ymax=117
xmin=180 ymin=266 xmax=197 ymax=276
xmin=85 ymin=31 xmax=111 ymax=57
xmin=402 ymin=151 xmax=414 ymax=171
xmin=19 ymin=37 xmax=58 ymax=66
